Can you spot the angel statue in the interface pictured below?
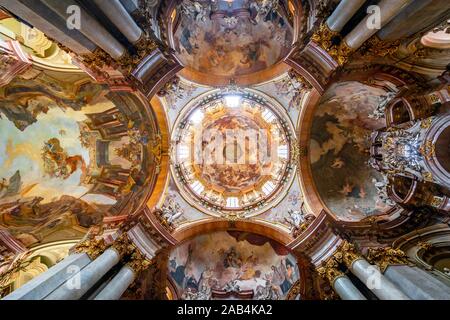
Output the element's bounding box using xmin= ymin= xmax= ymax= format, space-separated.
xmin=368 ymin=92 xmax=397 ymax=120
xmin=283 ymin=203 xmax=315 ymax=237
xmin=161 ymin=198 xmax=184 ymax=227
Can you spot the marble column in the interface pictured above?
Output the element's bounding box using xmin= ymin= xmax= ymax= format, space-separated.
xmin=326 ymin=0 xmax=366 ymax=32
xmin=344 ymin=0 xmax=413 ymax=49
xmin=45 ymin=248 xmax=121 ymax=300
xmin=93 ymin=265 xmax=136 ymax=300
xmin=2 ymin=253 xmax=91 ymax=300
xmin=349 ymin=258 xmax=410 ymax=300
xmin=317 ymin=258 xmax=367 ymax=300
xmin=41 ymin=0 xmax=126 ymax=59
xmin=337 ymin=241 xmax=410 ymax=300
xmin=384 ymin=265 xmax=450 ymax=300
xmin=92 ymin=0 xmax=143 ymax=44
xmin=366 ymin=247 xmax=450 ymax=300
xmin=333 ymin=275 xmax=367 ymax=300
xmin=93 ymin=245 xmax=152 ymax=300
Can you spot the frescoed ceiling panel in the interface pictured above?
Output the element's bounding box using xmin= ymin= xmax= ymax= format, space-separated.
xmin=0 ymin=71 xmax=159 ymax=247
xmin=309 ymin=81 xmax=396 ymax=221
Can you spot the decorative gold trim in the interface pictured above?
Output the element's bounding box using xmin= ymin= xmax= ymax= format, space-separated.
xmin=333 ymin=241 xmax=362 ymax=268
xmin=366 ymin=247 xmax=409 ymax=273
xmin=311 ymin=23 xmax=339 ymax=52
xmin=311 ymin=23 xmax=353 ymax=66
xmin=419 ymin=140 xmax=435 ymax=161
xmin=73 ymin=238 xmax=107 ymax=260
xmin=286 ymin=279 xmax=302 ymax=300
xmin=126 ymin=249 xmax=154 ymax=274
xmin=317 ymin=258 xmax=344 ymax=285
xmin=418 ymin=241 xmax=433 ymax=252
xmin=111 ymin=234 xmax=135 ymax=258
xmin=358 ymin=36 xmax=400 ymax=58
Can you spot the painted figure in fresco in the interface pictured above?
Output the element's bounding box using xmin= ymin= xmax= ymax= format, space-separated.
xmin=41 ymin=138 xmax=85 ymax=180
xmin=169 ymin=244 xmax=193 ymax=287
xmin=0 ymin=171 xmax=22 ymax=199
xmin=223 ymin=247 xmax=243 ymax=268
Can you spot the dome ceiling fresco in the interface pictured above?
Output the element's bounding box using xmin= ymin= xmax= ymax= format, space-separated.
xmin=171 ymin=89 xmax=296 ymax=218
xmin=310 ymin=81 xmax=396 ymax=221
xmin=1 ymin=0 xmax=450 ymax=302
xmin=173 ymin=0 xmax=294 ymax=79
xmin=0 ymin=72 xmax=158 ymax=247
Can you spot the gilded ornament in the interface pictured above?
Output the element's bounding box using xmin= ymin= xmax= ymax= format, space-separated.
xmin=419 ymin=140 xmax=435 ymax=161
xmin=311 ymin=24 xmax=353 ymax=66
xmin=127 ymin=249 xmax=154 ymax=274
xmin=334 ymin=241 xmax=362 ymax=268
xmin=73 ymin=237 xmax=107 ymax=260
xmin=286 ymin=279 xmax=302 ymax=300
xmin=359 ymin=36 xmax=400 ymax=57
xmin=418 ymin=241 xmax=433 ymax=251
xmin=111 ymin=234 xmax=135 ymax=257
xmin=420 ymin=118 xmax=433 ymax=129
xmin=317 ymin=258 xmax=344 ymax=285
xmin=430 ymin=196 xmax=444 ymax=208
xmin=311 ymin=23 xmax=339 ymax=52
xmin=422 ymin=171 xmax=433 ymax=182
xmin=366 ymin=247 xmax=409 ymax=273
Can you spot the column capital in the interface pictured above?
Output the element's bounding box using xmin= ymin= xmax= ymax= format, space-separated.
xmin=73 ymin=237 xmax=107 ymax=260
xmin=126 ymin=249 xmax=153 ymax=275
xmin=334 ymin=241 xmax=363 ymax=268
xmin=110 ymin=234 xmax=136 ymax=258
xmin=366 ymin=247 xmax=410 ymax=273
xmin=317 ymin=258 xmax=345 ymax=285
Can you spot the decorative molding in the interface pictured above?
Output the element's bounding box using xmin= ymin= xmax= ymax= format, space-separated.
xmin=333 ymin=241 xmax=362 ymax=268
xmin=366 ymin=247 xmax=410 ymax=273
xmin=316 ymin=257 xmax=344 ymax=285
xmin=73 ymin=237 xmax=107 ymax=260
xmin=310 ymin=24 xmax=353 ymax=66
xmin=358 ymin=36 xmax=401 ymax=58
xmin=126 ymin=246 xmax=154 ymax=274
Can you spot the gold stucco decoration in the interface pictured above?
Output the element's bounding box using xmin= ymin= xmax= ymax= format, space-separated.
xmin=73 ymin=237 xmax=107 ymax=260
xmin=366 ymin=247 xmax=410 ymax=273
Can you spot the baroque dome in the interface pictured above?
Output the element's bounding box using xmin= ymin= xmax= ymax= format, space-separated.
xmin=171 ymin=89 xmax=296 ymax=218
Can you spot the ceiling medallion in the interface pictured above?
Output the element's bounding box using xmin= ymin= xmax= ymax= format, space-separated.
xmin=171 ymin=89 xmax=296 ymax=218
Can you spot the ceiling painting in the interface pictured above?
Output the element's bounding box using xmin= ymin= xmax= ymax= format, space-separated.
xmin=173 ymin=0 xmax=294 ymax=79
xmin=0 ymin=75 xmax=158 ymax=247
xmin=310 ymin=81 xmax=396 ymax=221
xmin=168 ymin=231 xmax=299 ymax=300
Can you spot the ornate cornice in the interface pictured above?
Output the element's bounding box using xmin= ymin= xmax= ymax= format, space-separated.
xmin=366 ymin=247 xmax=410 ymax=273
xmin=81 ymin=36 xmax=160 ymax=76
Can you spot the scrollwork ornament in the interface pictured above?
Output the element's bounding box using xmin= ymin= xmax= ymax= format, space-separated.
xmin=127 ymin=249 xmax=154 ymax=274
xmin=73 ymin=237 xmax=107 ymax=260
xmin=334 ymin=241 xmax=362 ymax=268
xmin=317 ymin=258 xmax=344 ymax=285
xmin=111 ymin=234 xmax=135 ymax=258
xmin=366 ymin=247 xmax=410 ymax=273
xmin=286 ymin=279 xmax=302 ymax=300
xmin=358 ymin=36 xmax=401 ymax=57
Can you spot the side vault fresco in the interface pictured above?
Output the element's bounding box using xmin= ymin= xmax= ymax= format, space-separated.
xmin=0 ymin=73 xmax=158 ymax=247
xmin=168 ymin=231 xmax=299 ymax=300
xmin=310 ymin=81 xmax=395 ymax=221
